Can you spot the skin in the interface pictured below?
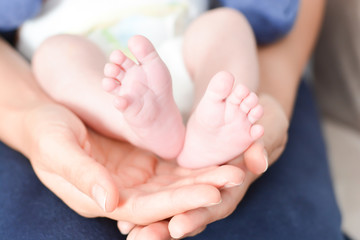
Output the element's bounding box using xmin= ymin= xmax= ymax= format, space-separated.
xmin=0 ymin=38 xmax=246 ymax=223
xmin=122 ymin=0 xmax=326 ymax=238
xmin=32 ymin=34 xmax=263 ymax=169
xmin=0 ymin=0 xmax=324 ymax=238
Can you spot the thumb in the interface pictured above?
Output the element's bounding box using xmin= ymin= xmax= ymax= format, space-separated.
xmin=50 ymin=135 xmax=119 ymax=213
xmin=243 ymin=141 xmax=268 ymax=175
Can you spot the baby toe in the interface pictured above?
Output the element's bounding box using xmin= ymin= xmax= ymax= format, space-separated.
xmin=240 ymin=92 xmax=258 ymax=113
xmin=102 ymin=77 xmax=120 ymax=92
xmin=110 ymin=50 xmax=135 ymax=71
xmin=227 ymin=84 xmax=249 ymax=106
xmin=248 ymin=105 xmax=263 ymax=124
xmin=104 ymin=63 xmax=122 ymax=78
xmin=250 ymin=124 xmax=264 ymax=140
xmin=206 ymin=71 xmax=235 ymax=102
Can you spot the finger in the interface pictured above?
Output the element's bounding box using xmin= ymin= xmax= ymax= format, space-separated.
xmin=127 ymin=221 xmax=171 ymax=240
xmin=168 ymin=186 xmax=242 ymax=239
xmin=169 ymin=165 xmax=245 ymax=189
xmin=169 ymin=207 xmax=211 ymax=239
xmin=118 ymin=221 xmax=136 ymax=235
xmin=127 ymin=226 xmax=141 ymax=240
xmin=184 ymin=225 xmax=207 ymax=238
xmin=110 ymin=184 xmax=222 ymax=225
xmin=195 ymin=165 xmax=245 ymax=188
xmin=243 ymin=140 xmax=268 ymax=174
xmin=49 ymin=135 xmax=119 ymax=212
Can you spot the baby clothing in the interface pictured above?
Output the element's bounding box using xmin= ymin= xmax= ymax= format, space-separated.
xmin=1 ymin=0 xmax=301 ymax=46
xmin=16 ymin=0 xmax=208 ymax=57
xmin=1 ymin=0 xmax=300 ymax=116
xmin=16 ymin=0 xmax=208 ymax=116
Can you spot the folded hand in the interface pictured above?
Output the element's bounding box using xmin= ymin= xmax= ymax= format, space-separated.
xmin=24 ymin=103 xmax=245 ymax=225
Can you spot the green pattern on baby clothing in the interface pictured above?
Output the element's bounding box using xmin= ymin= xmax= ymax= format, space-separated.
xmin=85 ymin=1 xmax=190 ymax=58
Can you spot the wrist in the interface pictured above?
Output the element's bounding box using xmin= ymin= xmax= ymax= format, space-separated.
xmin=0 ymin=97 xmax=52 ymax=157
xmin=0 ymin=37 xmax=54 ymax=155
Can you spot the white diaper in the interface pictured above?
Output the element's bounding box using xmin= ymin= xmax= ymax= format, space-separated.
xmin=17 ymin=0 xmax=209 ymax=117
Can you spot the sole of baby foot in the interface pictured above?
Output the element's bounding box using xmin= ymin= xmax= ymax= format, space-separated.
xmin=102 ymin=35 xmax=185 ymax=159
xmin=177 ymin=71 xmax=263 ymax=168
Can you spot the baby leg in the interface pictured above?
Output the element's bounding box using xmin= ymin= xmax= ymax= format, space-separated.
xmin=178 ymin=8 xmax=263 ymax=168
xmin=32 ymin=35 xmax=185 ymax=159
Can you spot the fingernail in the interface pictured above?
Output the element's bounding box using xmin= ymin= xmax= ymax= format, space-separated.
xmin=171 ymin=231 xmax=184 ymax=239
xmin=223 ymin=182 xmax=242 ymax=189
xmin=119 ymin=226 xmax=131 ymax=235
xmin=118 ymin=222 xmax=135 ymax=235
xmin=203 ymin=199 xmax=222 ymax=207
xmin=92 ymin=184 xmax=107 ymax=212
xmin=262 ymin=151 xmax=269 ymax=173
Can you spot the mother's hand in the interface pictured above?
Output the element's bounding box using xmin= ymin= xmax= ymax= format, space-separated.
xmin=124 ymin=94 xmax=289 ymax=239
xmin=170 ymin=95 xmax=289 ymax=239
xmin=23 ymin=103 xmax=245 ymax=224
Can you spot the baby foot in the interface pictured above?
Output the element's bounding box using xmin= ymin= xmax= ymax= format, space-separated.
xmin=177 ymin=71 xmax=264 ymax=168
xmin=102 ymin=35 xmax=185 ymax=159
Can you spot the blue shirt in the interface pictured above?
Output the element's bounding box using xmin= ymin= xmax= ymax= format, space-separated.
xmin=0 ymin=0 xmax=299 ymax=45
xmin=218 ymin=0 xmax=300 ymax=44
xmin=0 ymin=0 xmax=42 ymax=31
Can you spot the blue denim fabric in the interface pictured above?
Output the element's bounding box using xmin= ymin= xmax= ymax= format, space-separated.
xmin=0 ymin=82 xmax=343 ymax=240
xmin=0 ymin=0 xmax=42 ymax=31
xmin=218 ymin=0 xmax=299 ymax=44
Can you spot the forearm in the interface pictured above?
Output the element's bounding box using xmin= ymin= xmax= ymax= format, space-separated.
xmin=258 ymin=0 xmax=325 ymax=118
xmin=0 ymin=38 xmax=50 ymax=153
